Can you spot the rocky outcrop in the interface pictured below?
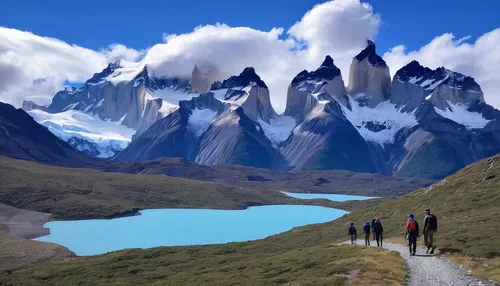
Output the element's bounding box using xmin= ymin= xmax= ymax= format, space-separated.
xmin=118 ymin=68 xmax=286 ymax=169
xmin=391 ymin=61 xmax=484 ymax=112
xmin=116 ymin=93 xmax=225 ymax=162
xmin=282 ymin=100 xmax=378 ymax=172
xmin=211 ymin=67 xmax=276 ymax=123
xmin=191 ymin=65 xmax=220 ymax=94
xmin=427 ymin=69 xmax=484 ymax=110
xmin=285 ymin=55 xmax=349 ymax=121
xmin=347 ymin=40 xmax=391 ymax=107
xmin=196 ymin=107 xmax=286 ymax=169
xmin=21 ymin=100 xmax=47 ymax=112
xmin=45 ymin=63 xmax=190 ymax=131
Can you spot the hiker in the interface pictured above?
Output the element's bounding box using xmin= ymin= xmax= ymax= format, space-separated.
xmin=371 ymin=218 xmax=376 ymax=241
xmin=348 ymin=223 xmax=357 ymax=244
xmin=423 ymin=208 xmax=438 ymax=254
xmin=406 ymin=213 xmax=419 ymax=256
xmin=363 ymin=221 xmax=371 ymax=246
xmin=374 ymin=218 xmax=384 ymax=247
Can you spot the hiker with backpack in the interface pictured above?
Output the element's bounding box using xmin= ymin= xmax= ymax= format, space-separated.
xmin=363 ymin=221 xmax=371 ymax=246
xmin=373 ymin=218 xmax=384 ymax=247
xmin=423 ymin=208 xmax=438 ymax=254
xmin=406 ymin=213 xmax=420 ymax=256
xmin=348 ymin=223 xmax=357 ymax=244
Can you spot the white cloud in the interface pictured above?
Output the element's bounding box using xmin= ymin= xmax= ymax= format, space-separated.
xmin=0 ymin=27 xmax=141 ymax=107
xmin=101 ymin=43 xmax=145 ymax=62
xmin=383 ymin=29 xmax=500 ymax=108
xmin=288 ymin=0 xmax=381 ymax=74
xmin=143 ymin=0 xmax=381 ymax=112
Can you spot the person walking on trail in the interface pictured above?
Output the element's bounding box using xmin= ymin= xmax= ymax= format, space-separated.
xmin=348 ymin=223 xmax=357 ymax=244
xmin=374 ymin=218 xmax=384 ymax=247
xmin=363 ymin=221 xmax=371 ymax=246
xmin=406 ymin=213 xmax=420 ymax=256
xmin=423 ymin=208 xmax=438 ymax=254
xmin=371 ymin=218 xmax=376 ymax=241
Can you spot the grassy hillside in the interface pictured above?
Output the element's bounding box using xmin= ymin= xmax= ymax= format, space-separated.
xmin=5 ymin=154 xmax=499 ymax=285
xmin=287 ymin=153 xmax=500 ymax=281
xmin=0 ymin=156 xmax=310 ymax=220
xmin=4 ymin=230 xmax=407 ymax=286
xmin=114 ymin=158 xmax=434 ymax=197
xmin=324 ymin=154 xmax=500 ymax=258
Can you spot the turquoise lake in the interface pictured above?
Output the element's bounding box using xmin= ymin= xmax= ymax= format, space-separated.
xmin=35 ymin=205 xmax=349 ymax=256
xmin=282 ymin=192 xmax=377 ymax=201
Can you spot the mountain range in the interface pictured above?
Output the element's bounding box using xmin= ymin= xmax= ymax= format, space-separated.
xmin=21 ymin=40 xmax=500 ymax=179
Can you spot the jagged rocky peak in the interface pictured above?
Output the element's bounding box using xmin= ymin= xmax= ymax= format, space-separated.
xmin=347 ymin=40 xmax=391 ymax=108
xmin=391 ymin=60 xmax=484 ymax=112
xmin=210 ymin=67 xmax=276 ymax=123
xmin=87 ymin=61 xmax=121 ymax=85
xmin=191 ymin=64 xmax=221 ymax=94
xmin=354 ymin=40 xmax=387 ymax=67
xmin=179 ymin=92 xmax=225 ymax=113
xmin=285 ymin=55 xmax=348 ymax=121
xmin=213 ymin=67 xmax=268 ymax=89
xmin=291 ymin=55 xmax=341 ymax=85
xmin=394 ymin=60 xmax=433 ymax=82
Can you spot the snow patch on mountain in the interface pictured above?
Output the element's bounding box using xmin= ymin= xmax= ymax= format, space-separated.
xmin=258 ymin=116 xmax=296 ymax=147
xmin=149 ymin=87 xmax=197 ymax=107
xmin=434 ymin=101 xmax=491 ymax=129
xmin=420 ymin=74 xmax=450 ymax=91
xmin=28 ymin=109 xmax=135 ymax=158
xmin=107 ymin=60 xmax=145 ymax=84
xmin=342 ymin=97 xmax=418 ymax=146
xmin=211 ymin=87 xmax=248 ymax=109
xmin=187 ymin=108 xmax=219 ymax=137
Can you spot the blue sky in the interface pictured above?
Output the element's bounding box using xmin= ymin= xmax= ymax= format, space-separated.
xmin=1 ymin=0 xmax=498 ymax=54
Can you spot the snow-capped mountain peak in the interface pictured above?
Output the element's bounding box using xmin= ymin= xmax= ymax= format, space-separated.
xmin=285 ymin=55 xmax=348 ymax=120
xmin=354 ymin=39 xmax=387 ymax=67
xmin=391 ymin=60 xmax=484 ymax=112
xmin=208 ymin=67 xmax=276 ymax=124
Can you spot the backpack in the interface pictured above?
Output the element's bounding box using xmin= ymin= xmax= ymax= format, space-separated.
xmin=363 ymin=223 xmax=371 ymax=233
xmin=408 ymin=220 xmax=418 ymax=232
xmin=374 ymin=221 xmax=382 ymax=232
xmin=427 ymin=215 xmax=437 ymax=231
xmin=348 ymin=225 xmax=356 ymax=235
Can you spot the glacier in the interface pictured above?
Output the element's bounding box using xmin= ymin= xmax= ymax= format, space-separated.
xmin=434 ymin=101 xmax=491 ymax=129
xmin=28 ymin=109 xmax=135 ymax=158
xmin=342 ymin=97 xmax=418 ymax=146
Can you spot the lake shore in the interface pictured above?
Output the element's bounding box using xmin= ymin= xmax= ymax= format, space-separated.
xmin=0 ymin=203 xmax=51 ymax=239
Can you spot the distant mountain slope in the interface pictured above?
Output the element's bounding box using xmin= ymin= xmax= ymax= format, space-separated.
xmin=0 ymin=102 xmax=102 ymax=167
xmin=113 ymin=157 xmax=434 ymax=197
xmin=0 ymin=156 xmax=298 ymax=220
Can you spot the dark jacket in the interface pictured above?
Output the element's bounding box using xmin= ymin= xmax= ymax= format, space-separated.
xmin=348 ymin=226 xmax=357 ymax=236
xmin=424 ymin=214 xmax=438 ymax=231
xmin=374 ymin=221 xmax=383 ymax=233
